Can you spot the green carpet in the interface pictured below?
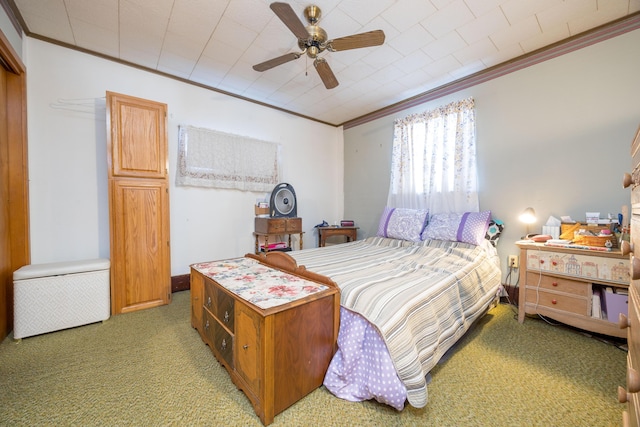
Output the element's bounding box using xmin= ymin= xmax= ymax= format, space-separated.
xmin=0 ymin=291 xmax=626 ymax=426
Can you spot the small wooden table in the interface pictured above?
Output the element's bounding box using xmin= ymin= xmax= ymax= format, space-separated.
xmin=254 ymin=217 xmax=303 ymax=253
xmin=318 ymin=226 xmax=358 ymax=247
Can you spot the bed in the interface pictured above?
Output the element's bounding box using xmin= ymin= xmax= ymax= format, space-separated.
xmin=252 ymin=209 xmax=504 ymax=411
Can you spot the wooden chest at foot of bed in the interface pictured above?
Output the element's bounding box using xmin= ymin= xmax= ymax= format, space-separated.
xmin=190 ymin=257 xmax=340 ymax=426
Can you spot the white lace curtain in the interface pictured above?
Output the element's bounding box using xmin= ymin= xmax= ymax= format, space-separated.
xmin=387 ymin=97 xmax=478 ymax=213
xmin=176 ymin=125 xmax=281 ymax=192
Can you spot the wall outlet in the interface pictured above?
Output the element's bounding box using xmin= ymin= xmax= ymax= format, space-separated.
xmin=508 ymin=255 xmax=519 ymax=269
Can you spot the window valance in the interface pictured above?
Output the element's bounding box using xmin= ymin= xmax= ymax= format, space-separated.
xmin=177 ymin=125 xmax=281 ymax=192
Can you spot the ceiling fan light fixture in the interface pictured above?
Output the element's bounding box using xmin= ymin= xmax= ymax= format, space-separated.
xmin=307 ymin=45 xmax=319 ymax=58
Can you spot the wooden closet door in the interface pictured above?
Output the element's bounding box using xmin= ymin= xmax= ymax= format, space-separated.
xmin=0 ymin=33 xmax=28 ymax=340
xmin=107 ymin=92 xmax=170 ymax=314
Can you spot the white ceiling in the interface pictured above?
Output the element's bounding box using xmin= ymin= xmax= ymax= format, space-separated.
xmin=9 ymin=0 xmax=640 ymax=126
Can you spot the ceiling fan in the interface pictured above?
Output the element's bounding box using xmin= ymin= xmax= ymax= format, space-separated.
xmin=253 ymin=2 xmax=385 ymax=89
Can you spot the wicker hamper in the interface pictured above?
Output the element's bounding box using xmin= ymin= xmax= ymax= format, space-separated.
xmin=13 ymin=259 xmax=110 ymax=340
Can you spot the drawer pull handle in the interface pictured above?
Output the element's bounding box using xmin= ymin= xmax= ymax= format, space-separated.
xmin=221 ymin=338 xmax=227 ymax=351
xmin=552 ymin=261 xmax=557 ymax=266
xmin=623 ymin=172 xmax=633 ymax=188
xmin=205 ymin=320 xmax=210 ymax=331
xmin=551 ymin=299 xmax=557 ymax=305
xmin=619 ymin=313 xmax=630 ymax=329
xmin=632 ymin=257 xmax=640 ymax=281
xmin=539 ymin=260 xmax=544 ymax=265
xmin=243 ymin=344 xmax=249 ymax=350
xmin=224 ymin=311 xmax=230 ymax=323
xmin=628 ymin=367 xmax=640 ymax=393
xmin=619 ymin=385 xmax=630 ymax=403
xmin=206 ymin=296 xmax=212 ymax=308
xmin=621 ymin=240 xmax=633 ymax=255
xmin=552 ymin=282 xmax=558 ymax=287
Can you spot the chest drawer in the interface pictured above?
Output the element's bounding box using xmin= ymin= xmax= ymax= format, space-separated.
xmin=526 ymin=272 xmax=589 ymax=297
xmin=525 ymin=288 xmax=588 ymax=315
xmin=203 ymin=309 xmax=234 ymax=369
xmin=204 ymin=279 xmax=235 ymax=332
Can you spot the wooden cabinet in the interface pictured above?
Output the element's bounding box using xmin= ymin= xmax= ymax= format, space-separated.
xmin=517 ymin=242 xmax=630 ymax=338
xmin=191 ymin=255 xmax=339 ymax=425
xmin=254 ymin=217 xmax=303 ymax=253
xmin=621 ymin=124 xmax=640 ymax=425
xmin=107 ymin=92 xmax=171 ymax=314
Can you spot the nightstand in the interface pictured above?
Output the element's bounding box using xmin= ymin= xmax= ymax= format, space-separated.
xmin=318 ymin=226 xmax=358 ymax=247
xmin=254 ymin=217 xmax=304 ymax=253
xmin=516 ymin=241 xmax=630 ymax=338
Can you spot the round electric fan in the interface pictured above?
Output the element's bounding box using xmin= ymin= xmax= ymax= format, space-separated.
xmin=270 ymin=183 xmax=297 ymax=218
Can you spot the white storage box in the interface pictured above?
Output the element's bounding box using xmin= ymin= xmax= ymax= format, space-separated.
xmin=13 ymin=259 xmax=111 ymax=339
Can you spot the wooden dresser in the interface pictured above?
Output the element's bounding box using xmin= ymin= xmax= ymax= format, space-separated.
xmin=517 ymin=242 xmax=630 ymax=338
xmin=620 ymin=124 xmax=640 ymax=426
xmin=190 ymin=253 xmax=339 ymax=425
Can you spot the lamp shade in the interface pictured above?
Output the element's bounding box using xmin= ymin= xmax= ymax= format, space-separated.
xmin=519 ymin=207 xmax=536 ymax=224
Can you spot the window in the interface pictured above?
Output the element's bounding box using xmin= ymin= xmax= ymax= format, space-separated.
xmin=387 ymin=97 xmax=478 ymax=213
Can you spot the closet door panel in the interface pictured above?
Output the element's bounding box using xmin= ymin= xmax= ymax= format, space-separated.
xmin=108 ymin=93 xmax=167 ymax=179
xmin=110 ymin=179 xmax=170 ymax=313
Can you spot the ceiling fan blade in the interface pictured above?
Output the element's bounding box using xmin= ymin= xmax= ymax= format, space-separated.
xmin=328 ymin=30 xmax=385 ymax=51
xmin=270 ymin=2 xmax=309 ymax=40
xmin=253 ymin=52 xmax=301 ymax=72
xmin=314 ymin=58 xmax=339 ymax=89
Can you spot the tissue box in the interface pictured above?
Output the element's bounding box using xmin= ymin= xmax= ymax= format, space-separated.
xmin=542 ymin=226 xmax=560 ymax=239
xmin=586 ymin=212 xmax=600 ymax=224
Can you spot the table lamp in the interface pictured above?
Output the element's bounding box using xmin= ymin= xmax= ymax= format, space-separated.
xmin=519 ymin=207 xmax=536 ymax=238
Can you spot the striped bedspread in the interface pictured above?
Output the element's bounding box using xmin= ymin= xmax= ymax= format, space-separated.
xmin=289 ymin=236 xmax=502 ymax=408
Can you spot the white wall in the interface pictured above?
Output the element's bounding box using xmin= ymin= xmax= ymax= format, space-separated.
xmin=25 ymin=38 xmax=344 ymax=275
xmin=0 ymin=6 xmax=22 ymax=60
xmin=344 ymin=29 xmax=640 ymax=282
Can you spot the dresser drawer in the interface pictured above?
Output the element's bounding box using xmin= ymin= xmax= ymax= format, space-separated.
xmin=256 ymin=218 xmax=286 ymax=233
xmin=525 ymin=249 xmax=630 ymax=285
xmin=203 ymin=309 xmax=234 ymax=369
xmin=255 ymin=217 xmax=302 ymax=234
xmin=204 ymin=278 xmax=235 ymax=332
xmin=526 ymin=272 xmax=589 ymax=297
xmin=284 ymin=217 xmax=302 ymax=232
xmin=525 ymin=288 xmax=588 ymax=315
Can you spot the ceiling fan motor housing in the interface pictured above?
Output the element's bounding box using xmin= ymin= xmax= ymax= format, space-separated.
xmin=270 ymin=182 xmax=297 ymax=218
xmin=298 ymin=25 xmax=327 ymax=58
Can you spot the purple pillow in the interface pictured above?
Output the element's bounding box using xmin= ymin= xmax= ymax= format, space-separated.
xmin=457 ymin=211 xmax=491 ymax=245
xmin=377 ymin=207 xmax=429 ymax=242
xmin=422 ymin=211 xmax=492 ymax=245
xmin=377 ymin=207 xmax=395 ymax=237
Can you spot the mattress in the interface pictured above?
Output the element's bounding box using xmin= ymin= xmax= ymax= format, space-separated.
xmin=289 ymin=236 xmax=502 ymax=408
